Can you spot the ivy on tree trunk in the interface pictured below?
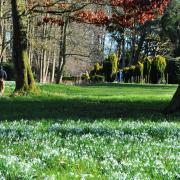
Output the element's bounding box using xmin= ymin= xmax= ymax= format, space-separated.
xmin=11 ymin=0 xmax=37 ymax=94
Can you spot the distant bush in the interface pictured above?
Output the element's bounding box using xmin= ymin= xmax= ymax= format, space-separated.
xmin=90 ymin=63 xmax=103 ymax=77
xmin=129 ymin=65 xmax=136 ymax=82
xmin=103 ymin=60 xmax=112 ymax=82
xmin=108 ymin=53 xmax=118 ymax=76
xmin=88 ymin=54 xmax=118 ymax=83
xmin=143 ymin=56 xmax=153 ymax=83
xmin=122 ymin=55 xmax=167 ymax=84
xmin=102 ymin=53 xmax=118 ymax=82
xmin=165 ymin=57 xmax=180 ymax=84
xmin=122 ymin=67 xmax=130 ymax=83
xmin=91 ymin=75 xmax=104 ymax=83
xmin=81 ymin=72 xmax=90 ymax=81
xmin=94 ymin=63 xmax=101 ymax=72
xmin=135 ymin=62 xmax=144 ymax=83
xmin=62 ymin=76 xmax=77 ymax=81
xmin=150 ymin=55 xmax=167 ymax=84
xmin=150 ymin=59 xmax=161 ymax=84
xmin=155 ymin=55 xmax=167 ymax=83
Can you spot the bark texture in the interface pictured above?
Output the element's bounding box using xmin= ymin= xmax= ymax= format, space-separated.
xmin=11 ymin=0 xmax=37 ymax=94
xmin=164 ymin=58 xmax=180 ymax=113
xmin=164 ymin=85 xmax=180 ymax=113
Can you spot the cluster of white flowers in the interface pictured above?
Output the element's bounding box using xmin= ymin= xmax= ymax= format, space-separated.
xmin=0 ymin=120 xmax=179 ymax=179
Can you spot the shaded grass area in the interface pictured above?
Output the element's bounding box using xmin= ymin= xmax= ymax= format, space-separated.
xmin=0 ymin=82 xmax=179 ymax=121
xmin=0 ymin=97 xmax=179 ymax=121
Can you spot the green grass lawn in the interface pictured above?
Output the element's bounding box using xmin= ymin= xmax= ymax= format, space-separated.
xmin=0 ymin=82 xmax=179 ymax=179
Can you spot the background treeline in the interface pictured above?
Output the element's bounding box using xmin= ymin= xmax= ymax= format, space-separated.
xmin=0 ymin=0 xmax=179 ymax=84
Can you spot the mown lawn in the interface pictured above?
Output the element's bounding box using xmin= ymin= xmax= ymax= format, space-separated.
xmin=0 ymin=82 xmax=179 ymax=179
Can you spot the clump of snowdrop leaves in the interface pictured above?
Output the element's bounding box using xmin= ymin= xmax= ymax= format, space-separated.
xmin=0 ymin=120 xmax=179 ymax=179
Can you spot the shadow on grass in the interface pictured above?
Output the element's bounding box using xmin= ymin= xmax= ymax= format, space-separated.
xmin=83 ymin=83 xmax=178 ymax=89
xmin=0 ymin=97 xmax=179 ymax=121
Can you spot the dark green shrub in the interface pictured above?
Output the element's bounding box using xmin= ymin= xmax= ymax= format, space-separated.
xmin=129 ymin=66 xmax=136 ymax=82
xmin=102 ymin=54 xmax=118 ymax=82
xmin=108 ymin=53 xmax=118 ymax=75
xmin=103 ymin=60 xmax=112 ymax=82
xmin=135 ymin=62 xmax=144 ymax=83
xmin=90 ymin=63 xmax=103 ymax=78
xmin=150 ymin=60 xmax=161 ymax=84
xmin=91 ymin=75 xmax=104 ymax=83
xmin=62 ymin=76 xmax=77 ymax=81
xmin=165 ymin=57 xmax=179 ymax=84
xmin=149 ymin=55 xmax=167 ymax=84
xmin=123 ymin=67 xmax=130 ymax=83
xmin=94 ymin=63 xmax=101 ymax=72
xmin=89 ymin=69 xmax=96 ymax=77
xmin=143 ymin=56 xmax=153 ymax=83
xmin=155 ymin=55 xmax=167 ymax=83
xmin=81 ymin=72 xmax=90 ymax=80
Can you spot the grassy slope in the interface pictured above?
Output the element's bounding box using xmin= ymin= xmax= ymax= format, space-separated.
xmin=0 ymin=82 xmax=180 ymax=179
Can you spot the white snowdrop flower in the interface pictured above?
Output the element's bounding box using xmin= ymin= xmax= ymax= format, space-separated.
xmin=6 ymin=155 xmax=19 ymax=166
xmin=133 ymin=173 xmax=143 ymax=180
xmin=20 ymin=161 xmax=32 ymax=173
xmin=109 ymin=172 xmax=128 ymax=180
xmin=81 ymin=173 xmax=93 ymax=180
xmin=44 ymin=175 xmax=56 ymax=180
xmin=155 ymin=159 xmax=163 ymax=167
xmin=0 ymin=172 xmax=5 ymax=180
xmin=69 ymin=172 xmax=76 ymax=177
xmin=32 ymin=158 xmax=42 ymax=165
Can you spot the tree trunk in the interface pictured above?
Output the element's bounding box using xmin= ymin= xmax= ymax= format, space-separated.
xmin=56 ymin=26 xmax=64 ymax=84
xmin=134 ymin=31 xmax=146 ymax=64
xmin=0 ymin=0 xmax=7 ymax=63
xmin=45 ymin=51 xmax=50 ymax=82
xmin=121 ymin=31 xmax=126 ymax=68
xmin=11 ymin=0 xmax=37 ymax=94
xmin=164 ymin=85 xmax=180 ymax=113
xmin=130 ymin=28 xmax=136 ymax=65
xmin=56 ymin=19 xmax=68 ymax=84
xmin=164 ymin=56 xmax=180 ymax=113
xmin=51 ymin=51 xmax=56 ymax=83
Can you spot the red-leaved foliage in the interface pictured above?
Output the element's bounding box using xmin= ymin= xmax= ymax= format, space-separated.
xmin=75 ymin=10 xmax=109 ymax=25
xmin=76 ymin=0 xmax=170 ymax=28
xmin=28 ymin=0 xmax=170 ymax=28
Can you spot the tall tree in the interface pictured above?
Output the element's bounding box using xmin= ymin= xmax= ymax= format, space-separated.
xmin=161 ymin=0 xmax=180 ymax=113
xmin=11 ymin=0 xmax=79 ymax=89
xmin=161 ymin=0 xmax=180 ymax=57
xmin=11 ymin=0 xmax=36 ymax=94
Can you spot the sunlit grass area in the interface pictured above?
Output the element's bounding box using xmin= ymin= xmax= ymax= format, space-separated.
xmin=0 ymin=82 xmax=179 ymax=179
